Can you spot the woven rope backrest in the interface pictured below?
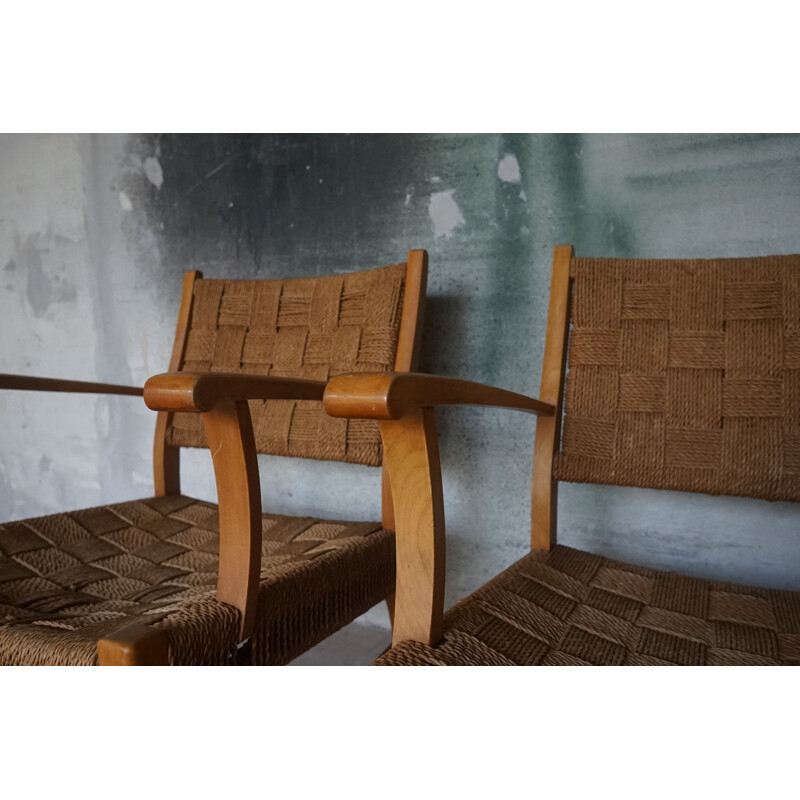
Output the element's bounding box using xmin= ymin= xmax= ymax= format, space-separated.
xmin=166 ymin=263 xmax=407 ymax=466
xmin=552 ymin=254 xmax=800 ymax=502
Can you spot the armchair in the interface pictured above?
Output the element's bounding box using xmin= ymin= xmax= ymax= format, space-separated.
xmin=0 ymin=250 xmax=426 ymax=665
xmin=325 ymin=246 xmax=800 ymax=665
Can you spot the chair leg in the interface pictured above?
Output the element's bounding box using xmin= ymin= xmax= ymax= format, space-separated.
xmin=97 ymin=624 xmax=169 ymax=665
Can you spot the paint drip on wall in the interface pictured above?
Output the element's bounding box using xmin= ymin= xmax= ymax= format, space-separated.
xmin=428 ymin=190 xmax=465 ymax=238
xmin=497 ymin=153 xmax=521 ymax=183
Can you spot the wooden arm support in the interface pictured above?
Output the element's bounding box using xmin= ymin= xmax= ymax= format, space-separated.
xmin=324 ymin=373 xmax=553 ymax=648
xmin=379 ymin=408 xmax=445 ymax=648
xmin=143 ymin=371 xmax=326 ymax=412
xmin=144 ymin=372 xmax=329 ymax=641
xmin=323 ymin=372 xmax=554 ymax=419
xmin=144 ymin=372 xmax=330 ymax=642
xmin=99 ymin=404 xmax=262 ymax=652
xmin=204 ymin=400 xmax=262 ymax=641
xmin=0 ymin=373 xmax=142 ymax=396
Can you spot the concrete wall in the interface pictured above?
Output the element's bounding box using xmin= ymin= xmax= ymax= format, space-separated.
xmin=2 ymin=133 xmax=799 ymax=630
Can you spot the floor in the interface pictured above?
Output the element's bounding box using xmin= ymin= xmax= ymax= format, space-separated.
xmin=289 ymin=613 xmax=392 ymax=666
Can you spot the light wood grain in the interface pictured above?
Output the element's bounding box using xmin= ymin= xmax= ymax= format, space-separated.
xmin=379 ymin=407 xmax=445 ymax=647
xmin=154 ymin=270 xmax=200 ymax=496
xmin=394 ymin=250 xmax=428 ymax=377
xmin=383 ymin=249 xmax=429 ymax=531
xmin=531 ymin=245 xmax=573 ymax=550
xmin=0 ymin=374 xmax=142 ymax=396
xmin=145 ymin=372 xmax=326 ymax=413
xmin=203 ymin=400 xmax=262 ymax=639
xmin=97 ymin=623 xmax=169 ymax=665
xmin=325 ymin=372 xmax=554 ymax=420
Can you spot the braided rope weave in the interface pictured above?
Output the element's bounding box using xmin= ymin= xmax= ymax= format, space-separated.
xmin=167 ymin=263 xmax=407 ymax=467
xmin=0 ymin=495 xmax=393 ymax=665
xmin=375 ymin=546 xmax=800 ymax=666
xmin=553 ymin=254 xmax=800 ymax=501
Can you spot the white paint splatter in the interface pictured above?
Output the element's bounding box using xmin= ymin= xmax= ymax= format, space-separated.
xmin=144 ymin=156 xmax=164 ymax=189
xmin=119 ymin=191 xmax=133 ymax=211
xmin=497 ymin=153 xmax=521 ymax=183
xmin=428 ymin=190 xmax=465 ymax=238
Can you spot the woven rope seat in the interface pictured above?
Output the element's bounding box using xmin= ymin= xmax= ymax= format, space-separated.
xmin=1 ymin=251 xmax=427 ymax=665
xmin=375 ymin=545 xmax=800 ymax=666
xmin=0 ymin=496 xmax=392 ymax=666
xmin=326 ymin=247 xmax=800 ymax=666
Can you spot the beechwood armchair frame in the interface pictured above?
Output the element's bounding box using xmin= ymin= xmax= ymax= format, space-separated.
xmin=142 ymin=256 xmax=427 ymax=648
xmin=325 ymin=246 xmax=800 ymax=665
xmin=324 ymin=372 xmax=555 ymax=645
xmin=323 ymin=248 xmax=567 ymax=648
xmin=0 ymin=250 xmax=427 ymax=665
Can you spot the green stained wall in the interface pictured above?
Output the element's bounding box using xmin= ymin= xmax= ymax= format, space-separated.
xmin=2 ymin=134 xmax=799 ymax=626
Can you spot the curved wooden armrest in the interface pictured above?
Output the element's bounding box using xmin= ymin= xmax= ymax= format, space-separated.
xmin=0 ymin=373 xmax=142 ymax=396
xmin=326 ymin=373 xmax=552 ymax=649
xmin=144 ymin=372 xmax=326 ymax=640
xmin=143 ymin=371 xmax=326 ymax=413
xmin=323 ymin=372 xmax=554 ymax=420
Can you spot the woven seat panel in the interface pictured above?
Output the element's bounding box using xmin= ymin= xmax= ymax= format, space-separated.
xmin=553 ymin=255 xmax=800 ymax=501
xmin=167 ymin=263 xmax=407 ymax=467
xmin=374 ymin=545 xmax=800 ymax=666
xmin=0 ymin=495 xmax=393 ymax=666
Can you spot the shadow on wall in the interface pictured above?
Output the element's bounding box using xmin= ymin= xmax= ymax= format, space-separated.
xmin=121 ymin=133 xmax=455 ymax=280
xmin=416 ymin=294 xmax=469 ymax=376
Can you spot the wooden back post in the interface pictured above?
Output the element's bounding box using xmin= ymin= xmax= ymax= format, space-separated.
xmin=382 ymin=249 xmax=428 ymax=530
xmin=531 ymin=245 xmax=573 ymax=550
xmin=154 ymin=270 xmax=201 ymax=496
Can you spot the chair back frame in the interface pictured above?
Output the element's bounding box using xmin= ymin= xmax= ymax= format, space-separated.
xmin=533 ymin=244 xmax=800 ymax=551
xmin=531 ymin=245 xmax=573 ymax=549
xmin=152 ymin=251 xmax=428 ymax=533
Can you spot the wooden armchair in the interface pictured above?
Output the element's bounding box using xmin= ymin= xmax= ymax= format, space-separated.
xmin=0 ymin=251 xmax=426 ymax=665
xmin=325 ymin=246 xmax=800 ymax=665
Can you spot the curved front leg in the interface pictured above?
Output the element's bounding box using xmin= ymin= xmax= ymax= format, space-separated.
xmin=203 ymin=400 xmax=262 ymax=641
xmin=379 ymin=407 xmax=445 ymax=648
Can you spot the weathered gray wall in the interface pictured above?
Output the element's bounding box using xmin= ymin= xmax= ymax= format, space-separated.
xmin=2 ymin=133 xmax=799 ymax=631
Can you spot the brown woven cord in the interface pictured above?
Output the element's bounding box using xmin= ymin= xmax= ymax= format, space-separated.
xmin=167 ymin=263 xmax=407 ymax=467
xmin=553 ymin=255 xmax=800 ymax=501
xmin=0 ymin=496 xmax=393 ymax=666
xmin=374 ymin=546 xmax=800 ymax=666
